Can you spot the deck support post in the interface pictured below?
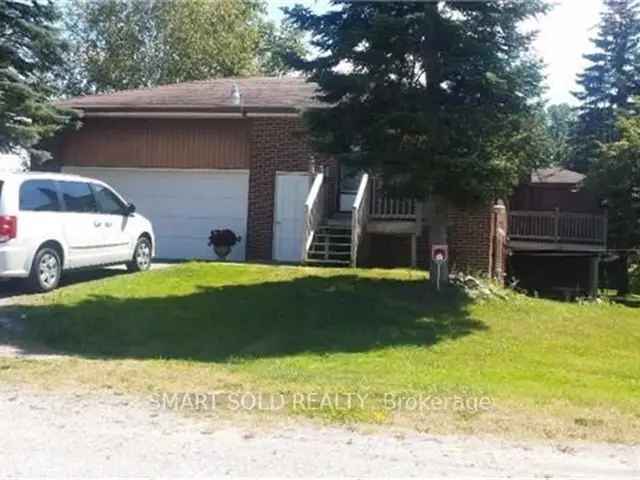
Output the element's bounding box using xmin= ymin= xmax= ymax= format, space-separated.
xmin=410 ymin=234 xmax=417 ymax=268
xmin=589 ymin=255 xmax=600 ymax=298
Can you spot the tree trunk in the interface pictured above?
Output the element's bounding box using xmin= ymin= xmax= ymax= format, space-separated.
xmin=421 ymin=3 xmax=448 ymax=288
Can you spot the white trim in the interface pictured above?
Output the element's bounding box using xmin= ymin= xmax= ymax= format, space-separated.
xmin=302 ymin=173 xmax=325 ymax=259
xmin=304 ymin=172 xmax=324 ymax=209
xmin=63 ymin=166 xmax=250 ymax=175
xmin=352 ymin=173 xmax=369 ymax=210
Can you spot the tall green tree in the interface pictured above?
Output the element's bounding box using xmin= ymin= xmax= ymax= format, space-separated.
xmin=1 ymin=0 xmax=72 ymax=162
xmin=61 ymin=0 xmax=306 ymax=95
xmin=570 ymin=0 xmax=640 ymax=173
xmin=257 ymin=20 xmax=308 ymax=77
xmin=61 ymin=0 xmax=162 ymax=95
xmin=589 ymin=112 xmax=640 ymax=295
xmin=157 ymin=0 xmax=263 ymax=84
xmin=546 ymin=103 xmax=577 ymax=166
xmin=286 ymin=1 xmax=549 ymax=278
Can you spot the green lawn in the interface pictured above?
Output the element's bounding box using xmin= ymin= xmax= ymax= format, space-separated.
xmin=2 ymin=263 xmax=639 ymax=441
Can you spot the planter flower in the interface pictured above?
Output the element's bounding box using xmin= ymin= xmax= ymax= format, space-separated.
xmin=208 ymin=229 xmax=242 ymax=260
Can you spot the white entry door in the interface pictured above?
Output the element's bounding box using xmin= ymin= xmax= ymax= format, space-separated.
xmin=273 ymin=172 xmax=311 ymax=262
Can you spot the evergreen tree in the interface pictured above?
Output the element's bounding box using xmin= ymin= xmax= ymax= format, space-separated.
xmin=589 ymin=111 xmax=640 ymax=295
xmin=0 ymin=0 xmax=72 ymax=162
xmin=286 ymin=1 xmax=549 ymax=279
xmin=571 ymin=0 xmax=640 ymax=172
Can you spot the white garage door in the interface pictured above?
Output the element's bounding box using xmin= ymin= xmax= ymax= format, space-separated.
xmin=63 ymin=167 xmax=249 ymax=261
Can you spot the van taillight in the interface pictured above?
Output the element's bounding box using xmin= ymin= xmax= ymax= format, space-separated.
xmin=0 ymin=216 xmax=17 ymax=242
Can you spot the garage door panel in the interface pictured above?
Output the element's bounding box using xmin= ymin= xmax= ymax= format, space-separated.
xmin=63 ymin=167 xmax=248 ymax=260
xmin=132 ymin=201 xmax=246 ymax=221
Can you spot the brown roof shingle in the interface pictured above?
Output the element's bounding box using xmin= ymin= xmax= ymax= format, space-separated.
xmin=58 ymin=76 xmax=323 ymax=113
xmin=530 ymin=167 xmax=585 ymax=185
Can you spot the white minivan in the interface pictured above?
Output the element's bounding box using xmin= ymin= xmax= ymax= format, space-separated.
xmin=0 ymin=172 xmax=155 ymax=292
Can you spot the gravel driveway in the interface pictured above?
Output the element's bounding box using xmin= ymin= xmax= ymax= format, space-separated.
xmin=1 ymin=387 xmax=638 ymax=478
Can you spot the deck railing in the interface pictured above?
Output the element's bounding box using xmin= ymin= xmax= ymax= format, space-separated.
xmin=508 ymin=210 xmax=607 ymax=245
xmin=369 ymin=185 xmax=417 ymax=220
xmin=301 ymin=173 xmax=326 ymax=261
xmin=351 ymin=173 xmax=370 ymax=267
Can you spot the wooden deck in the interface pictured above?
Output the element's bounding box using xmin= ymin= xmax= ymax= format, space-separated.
xmin=508 ymin=210 xmax=607 ymax=252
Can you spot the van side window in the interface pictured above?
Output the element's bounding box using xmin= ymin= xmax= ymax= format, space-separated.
xmin=92 ymin=183 xmax=127 ymax=215
xmin=19 ymin=180 xmax=61 ymax=212
xmin=59 ymin=181 xmax=98 ymax=213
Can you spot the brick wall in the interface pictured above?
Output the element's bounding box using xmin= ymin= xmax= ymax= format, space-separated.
xmin=408 ymin=203 xmax=501 ymax=278
xmin=448 ymin=204 xmax=496 ymax=275
xmin=416 ymin=203 xmax=497 ymax=275
xmin=246 ymin=117 xmax=335 ymax=261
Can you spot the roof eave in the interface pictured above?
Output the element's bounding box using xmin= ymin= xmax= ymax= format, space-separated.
xmin=60 ymin=104 xmax=326 ymax=119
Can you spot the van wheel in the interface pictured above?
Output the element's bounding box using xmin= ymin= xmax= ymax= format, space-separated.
xmin=127 ymin=237 xmax=152 ymax=272
xmin=28 ymin=247 xmax=62 ymax=293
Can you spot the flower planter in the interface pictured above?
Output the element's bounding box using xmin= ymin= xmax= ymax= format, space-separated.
xmin=209 ymin=229 xmax=241 ymax=261
xmin=213 ymin=244 xmax=231 ymax=260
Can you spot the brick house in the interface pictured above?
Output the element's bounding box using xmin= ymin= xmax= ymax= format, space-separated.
xmin=49 ymin=77 xmax=505 ymax=276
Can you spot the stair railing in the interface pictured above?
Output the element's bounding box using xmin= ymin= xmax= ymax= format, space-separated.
xmin=301 ymin=172 xmax=326 ymax=262
xmin=351 ymin=173 xmax=370 ymax=268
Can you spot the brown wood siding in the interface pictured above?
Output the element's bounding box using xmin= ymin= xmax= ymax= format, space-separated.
xmin=510 ymin=184 xmax=602 ymax=214
xmin=57 ymin=118 xmax=250 ymax=169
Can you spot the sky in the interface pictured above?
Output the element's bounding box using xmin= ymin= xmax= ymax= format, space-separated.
xmin=267 ymin=0 xmax=605 ymax=106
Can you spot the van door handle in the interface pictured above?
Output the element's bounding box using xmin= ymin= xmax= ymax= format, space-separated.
xmin=94 ymin=220 xmax=102 ymax=227
xmin=105 ymin=221 xmax=112 ymax=228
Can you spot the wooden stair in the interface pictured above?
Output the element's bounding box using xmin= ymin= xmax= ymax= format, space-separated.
xmin=305 ymin=224 xmax=352 ymax=266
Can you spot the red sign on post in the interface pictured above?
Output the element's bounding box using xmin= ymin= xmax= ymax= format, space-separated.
xmin=431 ymin=245 xmax=448 ymax=262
